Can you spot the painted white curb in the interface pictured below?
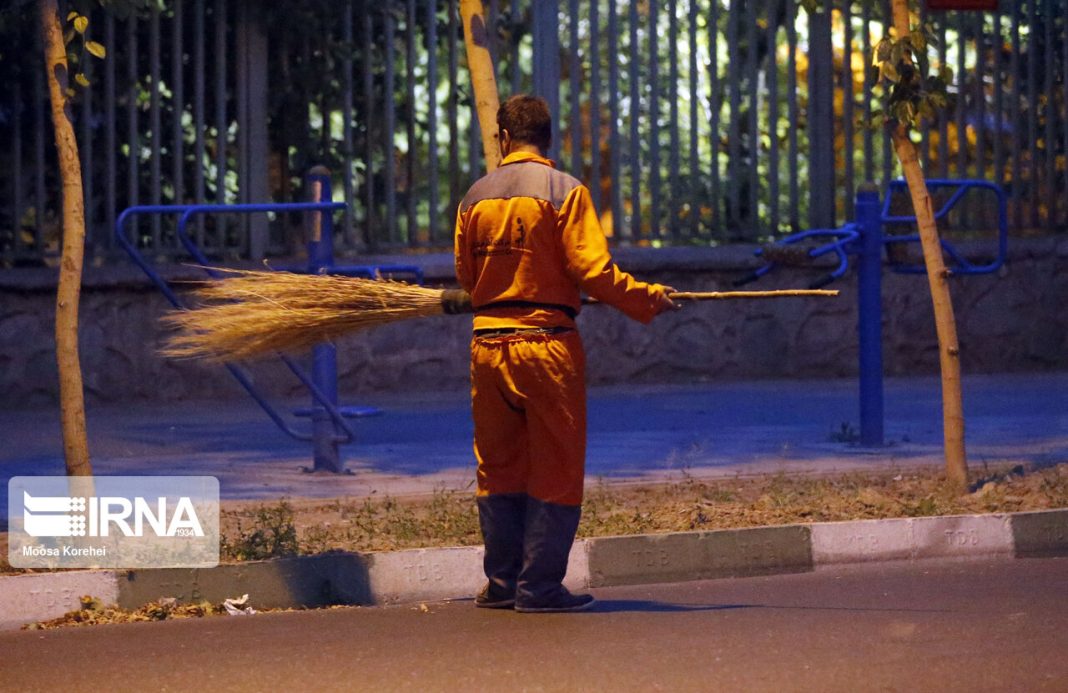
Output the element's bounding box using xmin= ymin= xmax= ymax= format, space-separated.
xmin=810 ymin=514 xmax=1015 ymax=564
xmin=0 ymin=570 xmax=120 ymax=631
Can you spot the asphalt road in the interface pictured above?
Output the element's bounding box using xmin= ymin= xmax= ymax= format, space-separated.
xmin=2 ymin=557 xmax=1066 ymax=692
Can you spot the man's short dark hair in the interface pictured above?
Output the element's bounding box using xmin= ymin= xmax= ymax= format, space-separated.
xmin=497 ymin=94 xmax=552 ymax=151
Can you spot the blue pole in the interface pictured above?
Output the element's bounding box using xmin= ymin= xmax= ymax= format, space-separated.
xmin=307 ymin=166 xmax=343 ymax=472
xmin=855 ymin=183 xmax=884 ymax=447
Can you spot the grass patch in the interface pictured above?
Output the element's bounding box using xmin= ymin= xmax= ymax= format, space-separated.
xmin=3 ymin=463 xmax=1066 ymax=574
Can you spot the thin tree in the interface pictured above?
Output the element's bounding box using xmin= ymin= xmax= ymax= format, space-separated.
xmin=801 ymin=0 xmax=967 ymax=490
xmin=880 ymin=1 xmax=967 ymax=490
xmin=459 ymin=0 xmax=502 ymax=171
xmin=39 ymin=0 xmax=95 ymax=479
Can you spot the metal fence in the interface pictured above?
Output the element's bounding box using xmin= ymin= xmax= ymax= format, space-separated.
xmin=1 ymin=0 xmax=1065 ymax=266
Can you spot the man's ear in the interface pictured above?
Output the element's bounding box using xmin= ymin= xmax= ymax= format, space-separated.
xmin=498 ymin=128 xmax=510 ymax=156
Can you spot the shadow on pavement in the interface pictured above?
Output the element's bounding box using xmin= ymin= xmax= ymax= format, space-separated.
xmin=590 ymin=600 xmax=757 ymax=614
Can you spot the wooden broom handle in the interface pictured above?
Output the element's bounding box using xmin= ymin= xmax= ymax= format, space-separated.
xmin=666 ymin=289 xmax=838 ymax=300
xmin=580 ymin=289 xmax=838 ymax=305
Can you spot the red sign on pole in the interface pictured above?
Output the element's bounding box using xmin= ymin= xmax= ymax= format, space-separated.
xmin=926 ymin=0 xmax=998 ymax=10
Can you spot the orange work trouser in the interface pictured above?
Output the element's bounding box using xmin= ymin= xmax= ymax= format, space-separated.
xmin=470 ymin=331 xmax=587 ymax=507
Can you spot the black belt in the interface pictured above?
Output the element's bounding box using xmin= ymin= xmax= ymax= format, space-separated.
xmin=473 ymin=326 xmax=575 ymax=339
xmin=473 ymin=300 xmax=578 ymax=320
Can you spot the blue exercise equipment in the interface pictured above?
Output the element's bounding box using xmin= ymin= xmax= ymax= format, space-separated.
xmin=115 ymin=168 xmax=423 ymax=473
xmin=739 ymin=179 xmax=1008 ymax=447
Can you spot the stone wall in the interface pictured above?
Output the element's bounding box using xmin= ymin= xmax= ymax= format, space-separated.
xmin=1 ymin=239 xmax=1065 ymax=408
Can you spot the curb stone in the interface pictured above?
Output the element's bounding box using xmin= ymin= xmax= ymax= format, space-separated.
xmin=2 ymin=509 xmax=1065 ymax=630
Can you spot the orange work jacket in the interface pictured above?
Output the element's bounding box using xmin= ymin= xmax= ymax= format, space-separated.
xmin=454 ymin=151 xmax=663 ymax=331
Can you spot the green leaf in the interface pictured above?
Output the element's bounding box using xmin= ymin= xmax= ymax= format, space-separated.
xmin=67 ymin=10 xmax=79 ymax=21
xmin=875 ymin=38 xmax=892 ymax=63
xmin=86 ymin=41 xmax=107 ymax=59
xmin=891 ymin=41 xmax=905 ymax=66
xmin=74 ymin=16 xmax=89 ymax=34
xmin=75 ymin=72 xmax=90 ymax=87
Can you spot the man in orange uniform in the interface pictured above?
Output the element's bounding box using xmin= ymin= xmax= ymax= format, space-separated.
xmin=455 ymin=94 xmax=675 ymax=612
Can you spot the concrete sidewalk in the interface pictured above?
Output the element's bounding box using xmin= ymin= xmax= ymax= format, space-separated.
xmin=1 ymin=372 xmax=1066 ymax=520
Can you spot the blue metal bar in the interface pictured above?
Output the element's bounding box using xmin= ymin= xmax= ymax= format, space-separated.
xmin=173 ymin=203 xmax=359 ymax=448
xmin=879 ymin=179 xmax=1008 ymax=275
xmin=306 ymin=169 xmax=344 ymax=472
xmin=115 ymin=202 xmax=359 ymax=448
xmin=855 ymin=186 xmax=884 ymax=447
xmin=114 ymin=206 xmax=315 ymax=442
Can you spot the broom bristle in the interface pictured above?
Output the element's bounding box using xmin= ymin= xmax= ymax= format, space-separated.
xmin=162 ymin=268 xmax=447 ymax=362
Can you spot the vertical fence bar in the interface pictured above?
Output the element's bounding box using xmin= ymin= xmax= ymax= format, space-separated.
xmin=880 ymin=0 xmax=892 ymax=187
xmin=510 ymin=0 xmax=521 ymax=94
xmin=81 ymin=31 xmax=94 ymax=254
xmin=727 ymin=0 xmax=740 ymax=231
xmin=193 ymin=0 xmax=205 ymax=245
xmin=447 ymin=0 xmax=460 ymax=218
xmin=532 ymin=1 xmax=561 ymax=162
xmin=406 ymin=0 xmax=417 ymax=245
xmin=937 ymin=12 xmax=949 ymax=179
xmin=688 ymin=0 xmax=699 ymax=238
xmin=862 ymin=0 xmax=874 ymax=182
xmin=786 ymin=0 xmax=799 ymax=230
xmin=403 ymin=0 xmax=416 ymax=245
xmin=955 ymin=11 xmax=967 ymax=179
xmin=709 ymin=0 xmax=722 ymax=231
xmin=668 ymin=0 xmax=680 ymax=237
xmin=214 ymin=0 xmax=227 ymax=217
xmin=608 ymin=0 xmax=622 ymax=238
xmin=172 ymin=0 xmax=184 ymax=213
xmin=363 ymin=5 xmax=377 ymax=250
xmin=745 ymin=0 xmax=758 ymax=233
xmin=649 ymin=0 xmax=661 ymax=238
xmin=1026 ymin=0 xmax=1038 ymax=228
xmin=1010 ymin=0 xmax=1020 ymax=229
xmin=426 ymin=0 xmax=440 ymax=244
xmin=384 ymin=8 xmax=397 ymax=244
xmin=992 ymin=5 xmax=1003 ymax=188
xmin=589 ymin=0 xmax=602 ymax=216
xmin=34 ymin=26 xmax=46 ymax=252
xmin=767 ymin=0 xmax=780 ymax=234
xmin=1042 ymin=0 xmax=1054 ymax=231
xmin=843 ymin=0 xmax=855 ymax=222
xmin=809 ymin=8 xmax=835 ymax=228
xmin=342 ymin=0 xmax=355 ymax=246
xmin=919 ymin=1 xmax=930 ymax=172
xmin=150 ymin=6 xmax=162 ymax=248
xmin=127 ymin=15 xmax=140 ymax=241
xmin=628 ymin=0 xmax=640 ymax=240
xmin=974 ymin=13 xmax=986 ymax=183
xmin=105 ymin=14 xmax=116 ymax=250
xmin=569 ymin=0 xmax=581 ymax=177
xmin=12 ymin=81 xmax=23 ymax=257
xmin=1064 ymin=0 xmax=1068 ymax=229
xmin=235 ymin=2 xmax=247 ymax=220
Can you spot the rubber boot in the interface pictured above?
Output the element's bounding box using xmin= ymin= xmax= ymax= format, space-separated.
xmin=475 ymin=493 xmax=527 ymax=608
xmin=514 ymin=497 xmax=595 ymax=613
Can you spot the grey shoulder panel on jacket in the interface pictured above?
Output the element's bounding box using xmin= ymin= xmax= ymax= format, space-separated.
xmin=459 ymin=163 xmax=582 ymax=213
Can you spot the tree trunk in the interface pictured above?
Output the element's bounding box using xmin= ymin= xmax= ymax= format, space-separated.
xmin=40 ymin=0 xmax=93 ymax=478
xmin=889 ymin=0 xmax=967 ymax=490
xmin=459 ymin=0 xmax=501 ymax=172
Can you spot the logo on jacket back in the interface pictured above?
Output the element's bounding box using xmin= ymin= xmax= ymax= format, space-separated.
xmin=474 ymin=217 xmax=527 ymax=257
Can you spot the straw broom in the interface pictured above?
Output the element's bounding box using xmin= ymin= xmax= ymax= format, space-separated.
xmin=161 ymin=268 xmax=837 ymax=363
